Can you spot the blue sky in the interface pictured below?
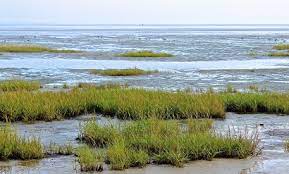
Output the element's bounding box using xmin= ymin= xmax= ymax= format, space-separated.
xmin=1 ymin=0 xmax=289 ymax=24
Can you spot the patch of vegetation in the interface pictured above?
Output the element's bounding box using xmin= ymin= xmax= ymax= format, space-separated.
xmin=221 ymin=92 xmax=289 ymax=114
xmin=0 ymin=80 xmax=41 ymax=92
xmin=0 ymin=125 xmax=43 ymax=160
xmin=117 ymin=51 xmax=173 ymax=57
xmin=78 ymin=119 xmax=258 ymax=170
xmin=273 ymin=44 xmax=289 ymax=50
xmin=0 ymin=87 xmax=224 ymax=122
xmin=3 ymin=83 xmax=289 ymax=122
xmin=77 ymin=83 xmax=128 ymax=89
xmin=0 ymin=44 xmax=81 ymax=53
xmin=267 ymin=52 xmax=289 ymax=57
xmin=76 ymin=146 xmax=104 ymax=172
xmin=90 ymin=68 xmax=158 ymax=76
xmin=284 ymin=139 xmax=289 ymax=152
xmin=80 ymin=122 xmax=120 ymax=147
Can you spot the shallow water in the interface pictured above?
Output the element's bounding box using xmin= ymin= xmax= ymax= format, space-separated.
xmin=0 ymin=113 xmax=289 ymax=173
xmin=1 ymin=25 xmax=289 ymax=173
xmin=1 ymin=25 xmax=289 ymax=91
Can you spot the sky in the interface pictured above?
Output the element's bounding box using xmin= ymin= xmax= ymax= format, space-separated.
xmin=1 ymin=0 xmax=289 ymax=25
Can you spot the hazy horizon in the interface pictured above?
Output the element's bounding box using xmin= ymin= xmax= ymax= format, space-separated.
xmin=1 ymin=0 xmax=289 ymax=25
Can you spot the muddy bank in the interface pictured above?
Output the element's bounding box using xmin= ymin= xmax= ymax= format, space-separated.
xmin=0 ymin=157 xmax=255 ymax=174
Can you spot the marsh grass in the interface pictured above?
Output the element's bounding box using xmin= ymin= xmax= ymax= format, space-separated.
xmin=0 ymin=80 xmax=41 ymax=92
xmin=2 ymin=84 xmax=289 ymax=122
xmin=117 ymin=51 xmax=173 ymax=57
xmin=0 ymin=125 xmax=43 ymax=160
xmin=0 ymin=44 xmax=81 ymax=53
xmin=76 ymin=145 xmax=104 ymax=172
xmin=77 ymin=83 xmax=128 ymax=89
xmin=273 ymin=44 xmax=289 ymax=50
xmin=90 ymin=68 xmax=158 ymax=76
xmin=79 ymin=119 xmax=258 ymax=170
xmin=221 ymin=92 xmax=289 ymax=114
xmin=80 ymin=122 xmax=120 ymax=147
xmin=0 ymin=87 xmax=224 ymax=122
xmin=267 ymin=52 xmax=289 ymax=57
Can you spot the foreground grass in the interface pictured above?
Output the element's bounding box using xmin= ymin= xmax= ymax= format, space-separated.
xmin=78 ymin=119 xmax=258 ymax=171
xmin=90 ymin=68 xmax=158 ymax=76
xmin=273 ymin=44 xmax=289 ymax=50
xmin=0 ymin=44 xmax=81 ymax=53
xmin=0 ymin=86 xmax=224 ymax=122
xmin=117 ymin=51 xmax=173 ymax=57
xmin=0 ymin=126 xmax=43 ymax=160
xmin=0 ymin=80 xmax=41 ymax=92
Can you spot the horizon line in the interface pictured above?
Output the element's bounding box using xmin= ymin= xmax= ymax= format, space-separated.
xmin=1 ymin=23 xmax=289 ymax=26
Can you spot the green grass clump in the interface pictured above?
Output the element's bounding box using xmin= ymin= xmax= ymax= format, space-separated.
xmin=76 ymin=146 xmax=104 ymax=172
xmin=107 ymin=140 xmax=150 ymax=170
xmin=0 ymin=80 xmax=41 ymax=92
xmin=0 ymin=126 xmax=43 ymax=160
xmin=79 ymin=119 xmax=258 ymax=170
xmin=273 ymin=44 xmax=289 ymax=50
xmin=90 ymin=68 xmax=158 ymax=76
xmin=80 ymin=121 xmax=120 ymax=147
xmin=0 ymin=87 xmax=224 ymax=122
xmin=221 ymin=92 xmax=289 ymax=114
xmin=117 ymin=51 xmax=173 ymax=57
xmin=0 ymin=44 xmax=81 ymax=53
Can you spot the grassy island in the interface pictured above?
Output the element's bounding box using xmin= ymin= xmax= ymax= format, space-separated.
xmin=77 ymin=119 xmax=258 ymax=171
xmin=0 ymin=44 xmax=81 ymax=53
xmin=90 ymin=68 xmax=158 ymax=76
xmin=117 ymin=50 xmax=173 ymax=57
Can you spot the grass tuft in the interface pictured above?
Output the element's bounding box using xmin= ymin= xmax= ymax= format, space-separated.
xmin=0 ymin=125 xmax=43 ymax=160
xmin=80 ymin=121 xmax=120 ymax=147
xmin=90 ymin=68 xmax=158 ymax=76
xmin=79 ymin=119 xmax=258 ymax=170
xmin=76 ymin=145 xmax=104 ymax=172
xmin=0 ymin=80 xmax=41 ymax=92
xmin=117 ymin=51 xmax=173 ymax=57
xmin=0 ymin=44 xmax=81 ymax=53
